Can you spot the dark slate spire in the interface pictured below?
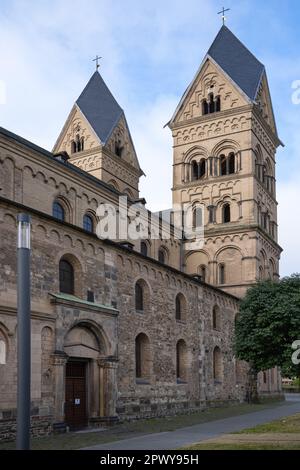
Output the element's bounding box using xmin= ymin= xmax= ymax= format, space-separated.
xmin=76 ymin=71 xmax=123 ymax=144
xmin=207 ymin=25 xmax=265 ymax=101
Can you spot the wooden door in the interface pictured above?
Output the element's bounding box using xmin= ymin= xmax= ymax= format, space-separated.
xmin=65 ymin=361 xmax=87 ymax=429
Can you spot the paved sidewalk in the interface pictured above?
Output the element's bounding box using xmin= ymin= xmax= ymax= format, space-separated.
xmin=82 ymin=399 xmax=300 ymax=450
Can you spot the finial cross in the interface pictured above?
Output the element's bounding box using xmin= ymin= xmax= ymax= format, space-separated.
xmin=93 ymin=55 xmax=102 ymax=71
xmin=218 ymin=7 xmax=230 ymax=25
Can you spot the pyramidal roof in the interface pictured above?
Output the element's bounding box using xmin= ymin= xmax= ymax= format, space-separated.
xmin=207 ymin=25 xmax=265 ymax=101
xmin=76 ymin=71 xmax=124 ymax=144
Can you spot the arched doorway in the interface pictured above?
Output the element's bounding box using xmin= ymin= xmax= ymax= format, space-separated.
xmin=64 ymin=324 xmax=105 ymax=429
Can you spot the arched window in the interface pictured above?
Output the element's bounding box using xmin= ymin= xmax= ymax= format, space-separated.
xmin=192 ymin=161 xmax=198 ymax=180
xmin=81 ymin=137 xmax=84 ymax=152
xmin=192 ymin=207 xmax=203 ymax=230
xmin=202 ymin=99 xmax=208 ymax=115
xmin=135 ymin=333 xmax=151 ymax=380
xmin=176 ymin=295 xmax=181 ymax=320
xmin=208 ymin=93 xmax=215 ymax=114
xmin=175 ymin=293 xmax=186 ymax=321
xmin=59 ymin=259 xmax=74 ymax=295
xmin=83 ymin=214 xmax=94 ymax=233
xmin=259 ymin=266 xmax=264 ymax=281
xmin=135 ymin=281 xmax=144 ymax=311
xmin=202 ymin=93 xmax=221 ymax=115
xmin=213 ymin=346 xmax=222 ymax=381
xmin=141 ymin=242 xmax=148 ymax=257
xmin=223 ymin=203 xmax=231 ymax=223
xmin=220 ymin=155 xmax=227 ymax=176
xmin=53 ymin=201 xmax=65 ymax=222
xmin=0 ymin=331 xmax=7 ymax=365
xmin=176 ymin=339 xmax=188 ymax=382
xmin=74 ymin=134 xmax=82 ymax=152
xmin=228 ymin=152 xmax=235 ymax=174
xmin=212 ymin=306 xmax=221 ymax=330
xmin=158 ymin=248 xmax=166 ymax=264
xmin=115 ymin=140 xmax=123 ymax=157
xmin=198 ymin=265 xmax=206 ymax=282
xmin=218 ymin=264 xmax=225 ymax=285
xmin=71 ymin=141 xmax=76 ymax=154
xmin=199 ymin=159 xmax=206 ymax=178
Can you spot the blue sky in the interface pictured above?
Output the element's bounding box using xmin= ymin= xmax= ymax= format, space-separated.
xmin=0 ymin=0 xmax=299 ymax=276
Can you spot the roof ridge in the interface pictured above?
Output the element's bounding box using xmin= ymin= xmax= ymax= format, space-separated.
xmin=209 ymin=25 xmax=264 ymax=68
xmin=207 ymin=25 xmax=265 ymax=101
xmin=76 ymin=71 xmax=124 ymax=144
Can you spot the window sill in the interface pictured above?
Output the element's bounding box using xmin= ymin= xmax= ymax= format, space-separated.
xmin=176 ymin=319 xmax=186 ymax=325
xmin=136 ymin=379 xmax=150 ymax=385
xmin=176 ymin=379 xmax=187 ymax=385
xmin=214 ymin=380 xmax=222 ymax=385
xmin=135 ymin=309 xmax=144 ymax=315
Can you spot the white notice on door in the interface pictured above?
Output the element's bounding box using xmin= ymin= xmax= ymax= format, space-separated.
xmin=75 ymin=398 xmax=80 ymax=405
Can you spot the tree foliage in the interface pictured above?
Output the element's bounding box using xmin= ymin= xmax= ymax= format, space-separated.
xmin=235 ymin=274 xmax=300 ymax=378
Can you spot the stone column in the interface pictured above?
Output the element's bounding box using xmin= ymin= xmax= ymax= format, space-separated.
xmin=210 ymin=158 xmax=213 ymax=176
xmin=235 ymin=152 xmax=239 ymax=173
xmin=51 ymin=351 xmax=68 ymax=424
xmin=210 ymin=261 xmax=218 ymax=285
xmin=98 ymin=357 xmax=118 ymax=421
xmin=226 ymin=156 xmax=230 ymax=175
xmin=216 ymin=157 xmax=220 ymax=176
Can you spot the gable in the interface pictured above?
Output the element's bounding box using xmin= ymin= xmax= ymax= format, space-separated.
xmin=53 ymin=105 xmax=101 ymax=155
xmin=105 ymin=114 xmax=142 ymax=173
xmin=255 ymin=72 xmax=277 ymax=135
xmin=173 ymin=58 xmax=249 ymax=124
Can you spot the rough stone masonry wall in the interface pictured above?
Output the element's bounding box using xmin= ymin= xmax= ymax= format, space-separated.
xmin=0 ymin=202 xmax=248 ymax=442
xmin=113 ymin=250 xmax=243 ymax=420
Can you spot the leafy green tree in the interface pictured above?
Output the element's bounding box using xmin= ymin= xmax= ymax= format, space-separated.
xmin=235 ymin=274 xmax=300 ymax=401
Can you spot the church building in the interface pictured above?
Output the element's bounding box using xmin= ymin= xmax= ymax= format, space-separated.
xmin=0 ymin=25 xmax=282 ymax=439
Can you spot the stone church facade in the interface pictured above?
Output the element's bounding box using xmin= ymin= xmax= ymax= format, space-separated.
xmin=0 ymin=26 xmax=282 ymax=440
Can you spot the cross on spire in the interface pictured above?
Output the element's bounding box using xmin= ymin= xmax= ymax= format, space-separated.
xmin=218 ymin=7 xmax=230 ymax=25
xmin=93 ymin=55 xmax=102 ymax=71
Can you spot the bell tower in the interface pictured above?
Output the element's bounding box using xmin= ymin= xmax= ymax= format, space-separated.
xmin=168 ymin=26 xmax=283 ymax=298
xmin=53 ymin=71 xmax=144 ymax=200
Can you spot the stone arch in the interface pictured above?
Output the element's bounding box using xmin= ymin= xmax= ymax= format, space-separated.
xmin=215 ymin=246 xmax=243 ymax=285
xmin=184 ymin=145 xmax=209 ymax=163
xmin=83 ymin=209 xmax=97 ymax=234
xmin=212 ymin=305 xmax=221 ymax=330
xmin=134 ymin=278 xmax=151 ymax=313
xmin=53 ymin=195 xmax=73 ymax=223
xmin=123 ymin=188 xmax=134 ymax=199
xmin=211 ymin=138 xmax=240 ymax=156
xmin=175 ymin=293 xmax=187 ymax=322
xmin=185 ymin=249 xmax=210 ymax=277
xmin=107 ymin=179 xmax=120 ymax=192
xmin=158 ymin=245 xmax=169 ymax=264
xmin=58 ymin=253 xmax=84 ymax=297
xmin=64 ymin=320 xmax=110 ymax=357
xmin=135 ymin=333 xmax=152 ymax=382
xmin=4 ymin=213 xmax=17 ymax=227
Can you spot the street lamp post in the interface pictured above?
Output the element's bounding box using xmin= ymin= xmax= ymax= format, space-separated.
xmin=16 ymin=213 xmax=31 ymax=450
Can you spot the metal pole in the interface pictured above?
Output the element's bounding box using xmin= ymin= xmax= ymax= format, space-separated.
xmin=16 ymin=213 xmax=31 ymax=450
